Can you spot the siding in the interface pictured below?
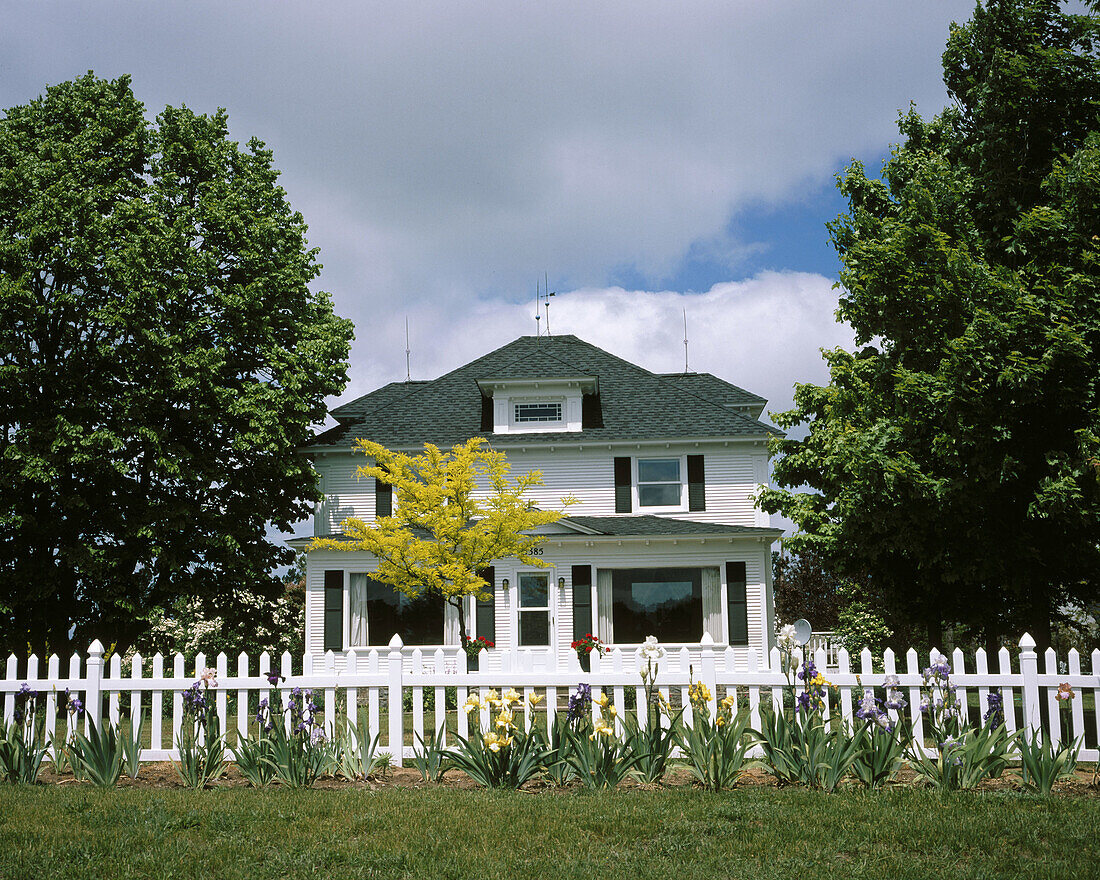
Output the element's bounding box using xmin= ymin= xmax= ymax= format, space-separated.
xmin=313 ymin=443 xmax=770 ymax=529
xmin=314 ymin=454 xmax=374 ymax=535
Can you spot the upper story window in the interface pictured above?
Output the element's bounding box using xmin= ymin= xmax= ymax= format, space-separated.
xmin=514 ymin=401 xmax=562 ymax=423
xmin=637 ymin=458 xmax=683 ymax=507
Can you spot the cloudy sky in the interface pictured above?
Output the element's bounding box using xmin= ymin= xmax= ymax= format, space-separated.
xmin=3 ymin=1 xmax=975 ymax=533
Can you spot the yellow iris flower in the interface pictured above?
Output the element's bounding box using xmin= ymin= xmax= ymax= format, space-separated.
xmin=589 ymin=722 xmax=614 ymax=740
xmin=483 ymin=731 xmax=513 ymax=752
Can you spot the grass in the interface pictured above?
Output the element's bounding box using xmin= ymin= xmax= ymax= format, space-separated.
xmin=1 ymin=785 xmax=1098 ymax=879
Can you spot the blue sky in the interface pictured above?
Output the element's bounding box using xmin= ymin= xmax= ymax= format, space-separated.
xmin=1 ymin=2 xmax=975 ymax=536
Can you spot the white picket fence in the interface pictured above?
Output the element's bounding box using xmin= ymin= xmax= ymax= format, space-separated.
xmin=2 ymin=633 xmax=1097 ymax=766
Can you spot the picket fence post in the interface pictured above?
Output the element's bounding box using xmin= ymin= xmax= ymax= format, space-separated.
xmin=387 ymin=634 xmax=404 ymax=766
xmin=699 ymin=633 xmax=718 ymax=719
xmin=1019 ymin=633 xmax=1040 ymax=737
xmin=86 ymin=640 xmax=105 ymax=731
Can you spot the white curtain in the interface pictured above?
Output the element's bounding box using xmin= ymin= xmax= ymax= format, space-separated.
xmin=596 ymin=569 xmax=614 ymax=644
xmin=702 ymin=567 xmax=722 ymax=642
xmin=444 ymin=600 xmax=461 ymax=646
xmin=349 ymin=573 xmax=368 ymax=647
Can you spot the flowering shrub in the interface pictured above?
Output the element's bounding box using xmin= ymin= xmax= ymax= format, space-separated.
xmin=618 ymin=637 xmax=680 ymax=784
xmin=0 ymin=684 xmax=48 ymax=784
xmin=849 ymin=675 xmax=909 ymax=788
xmin=677 ymin=688 xmax=756 ymax=791
xmin=795 ymin=658 xmax=831 ymax=713
xmin=570 ymin=633 xmax=605 ymax=657
xmin=445 ymin=689 xmax=546 ymax=788
xmin=775 ymin=623 xmax=800 ymax=680
xmin=757 ymin=658 xmax=862 ymax=791
xmin=176 ymin=669 xmax=227 ymax=789
xmin=47 ymin=689 xmax=84 ymax=777
xmin=907 ymin=656 xmax=1012 ymax=791
xmin=917 ymin=652 xmax=962 ymax=741
xmin=462 ymin=636 xmax=494 ymax=658
xmin=560 ymin=689 xmax=640 ymax=789
xmin=983 ymin=691 xmax=1004 ymax=728
xmin=251 ymin=684 xmax=334 ymax=788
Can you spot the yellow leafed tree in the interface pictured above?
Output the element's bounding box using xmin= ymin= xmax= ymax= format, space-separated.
xmin=311 ymin=437 xmax=575 ymax=645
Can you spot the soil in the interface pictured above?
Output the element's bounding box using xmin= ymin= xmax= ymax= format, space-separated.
xmin=33 ymin=762 xmax=1100 ymax=796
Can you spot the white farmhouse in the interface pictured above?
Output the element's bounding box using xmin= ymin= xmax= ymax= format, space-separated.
xmin=295 ymin=334 xmax=782 ymax=670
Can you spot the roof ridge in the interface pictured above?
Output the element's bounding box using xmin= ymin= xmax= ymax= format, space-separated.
xmin=480 ymin=340 xmax=598 ymax=378
xmin=659 ymin=371 xmax=767 ymax=404
xmin=650 ymin=372 xmax=772 ymax=431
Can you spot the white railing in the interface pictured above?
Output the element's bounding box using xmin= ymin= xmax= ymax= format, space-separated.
xmin=807 ymin=631 xmax=839 ymax=667
xmin=2 ymin=633 xmax=1097 ymax=766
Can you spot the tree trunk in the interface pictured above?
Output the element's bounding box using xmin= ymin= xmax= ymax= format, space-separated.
xmin=1027 ymin=583 xmax=1053 ymax=652
xmin=926 ymin=612 xmax=943 ymax=651
xmin=451 ymin=596 xmax=470 ymax=647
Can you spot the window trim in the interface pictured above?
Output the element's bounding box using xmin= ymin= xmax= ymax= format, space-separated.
xmin=633 ymin=454 xmax=688 ymax=512
xmin=508 ymin=395 xmax=565 ymax=430
xmin=515 ymin=569 xmax=554 ymax=648
xmin=513 ymin=400 xmax=563 ymax=423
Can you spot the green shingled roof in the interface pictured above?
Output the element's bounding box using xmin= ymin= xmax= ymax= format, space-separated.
xmin=307 ymin=335 xmax=780 ymax=450
xmin=562 ymin=516 xmax=780 ymax=537
xmin=305 ymin=516 xmax=779 ymax=543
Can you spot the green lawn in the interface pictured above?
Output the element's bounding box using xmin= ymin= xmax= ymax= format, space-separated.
xmin=1 ymin=785 xmax=1097 ymax=880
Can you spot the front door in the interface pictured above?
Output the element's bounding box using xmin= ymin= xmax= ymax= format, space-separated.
xmin=517 ymin=571 xmax=551 ymax=647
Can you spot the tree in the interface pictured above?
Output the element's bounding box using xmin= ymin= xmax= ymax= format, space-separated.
xmin=772 ymin=547 xmax=845 ymax=631
xmin=131 ymin=554 xmax=306 ymax=661
xmin=311 ymin=438 xmax=574 ymax=646
xmin=759 ymin=0 xmax=1100 ymax=650
xmin=0 ymin=74 xmax=354 ymax=657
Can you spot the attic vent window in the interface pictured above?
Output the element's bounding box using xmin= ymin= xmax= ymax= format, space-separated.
xmin=514 ymin=402 xmax=562 ymax=423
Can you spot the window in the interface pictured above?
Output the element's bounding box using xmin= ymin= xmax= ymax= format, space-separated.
xmin=637 ymin=458 xmax=682 ymax=507
xmin=514 ymin=401 xmax=562 ymax=423
xmin=324 ymin=570 xmax=344 ymax=652
xmin=517 ymin=572 xmax=551 ymax=646
xmin=349 ymin=573 xmax=444 ymax=646
xmin=609 ymin=567 xmax=703 ymax=643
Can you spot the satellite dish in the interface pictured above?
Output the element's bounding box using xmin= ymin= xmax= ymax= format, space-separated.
xmin=792 ymin=619 xmax=813 ymax=646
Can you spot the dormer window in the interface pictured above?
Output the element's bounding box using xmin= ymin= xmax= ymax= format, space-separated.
xmin=514 ymin=401 xmax=562 ymax=423
xmin=478 ymin=376 xmax=596 ymax=434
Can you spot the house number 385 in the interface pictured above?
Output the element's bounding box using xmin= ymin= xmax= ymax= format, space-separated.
xmin=529 ymin=547 xmax=543 ymax=556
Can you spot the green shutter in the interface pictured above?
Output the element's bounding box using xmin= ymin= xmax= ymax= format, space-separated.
xmin=475 ymin=566 xmax=496 ymax=644
xmin=375 ymin=474 xmax=392 ymax=517
xmin=614 ymin=457 xmax=632 ymax=513
xmin=571 ymin=564 xmax=593 ymax=643
xmin=687 ymin=454 xmax=705 ymax=512
xmin=324 ymin=569 xmax=344 ymax=652
xmin=726 ymin=561 xmax=748 ymax=645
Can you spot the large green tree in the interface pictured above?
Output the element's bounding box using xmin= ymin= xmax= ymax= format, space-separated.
xmin=0 ymin=74 xmax=354 ymax=657
xmin=760 ymin=0 xmax=1100 ymax=650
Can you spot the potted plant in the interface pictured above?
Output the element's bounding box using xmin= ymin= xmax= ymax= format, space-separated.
xmin=463 ymin=635 xmax=494 ymax=672
xmin=571 ymin=632 xmax=605 ymax=673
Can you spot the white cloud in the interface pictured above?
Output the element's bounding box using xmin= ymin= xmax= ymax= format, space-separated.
xmin=1 ymin=0 xmax=974 ymax=322
xmin=348 ymin=270 xmax=853 ymax=425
